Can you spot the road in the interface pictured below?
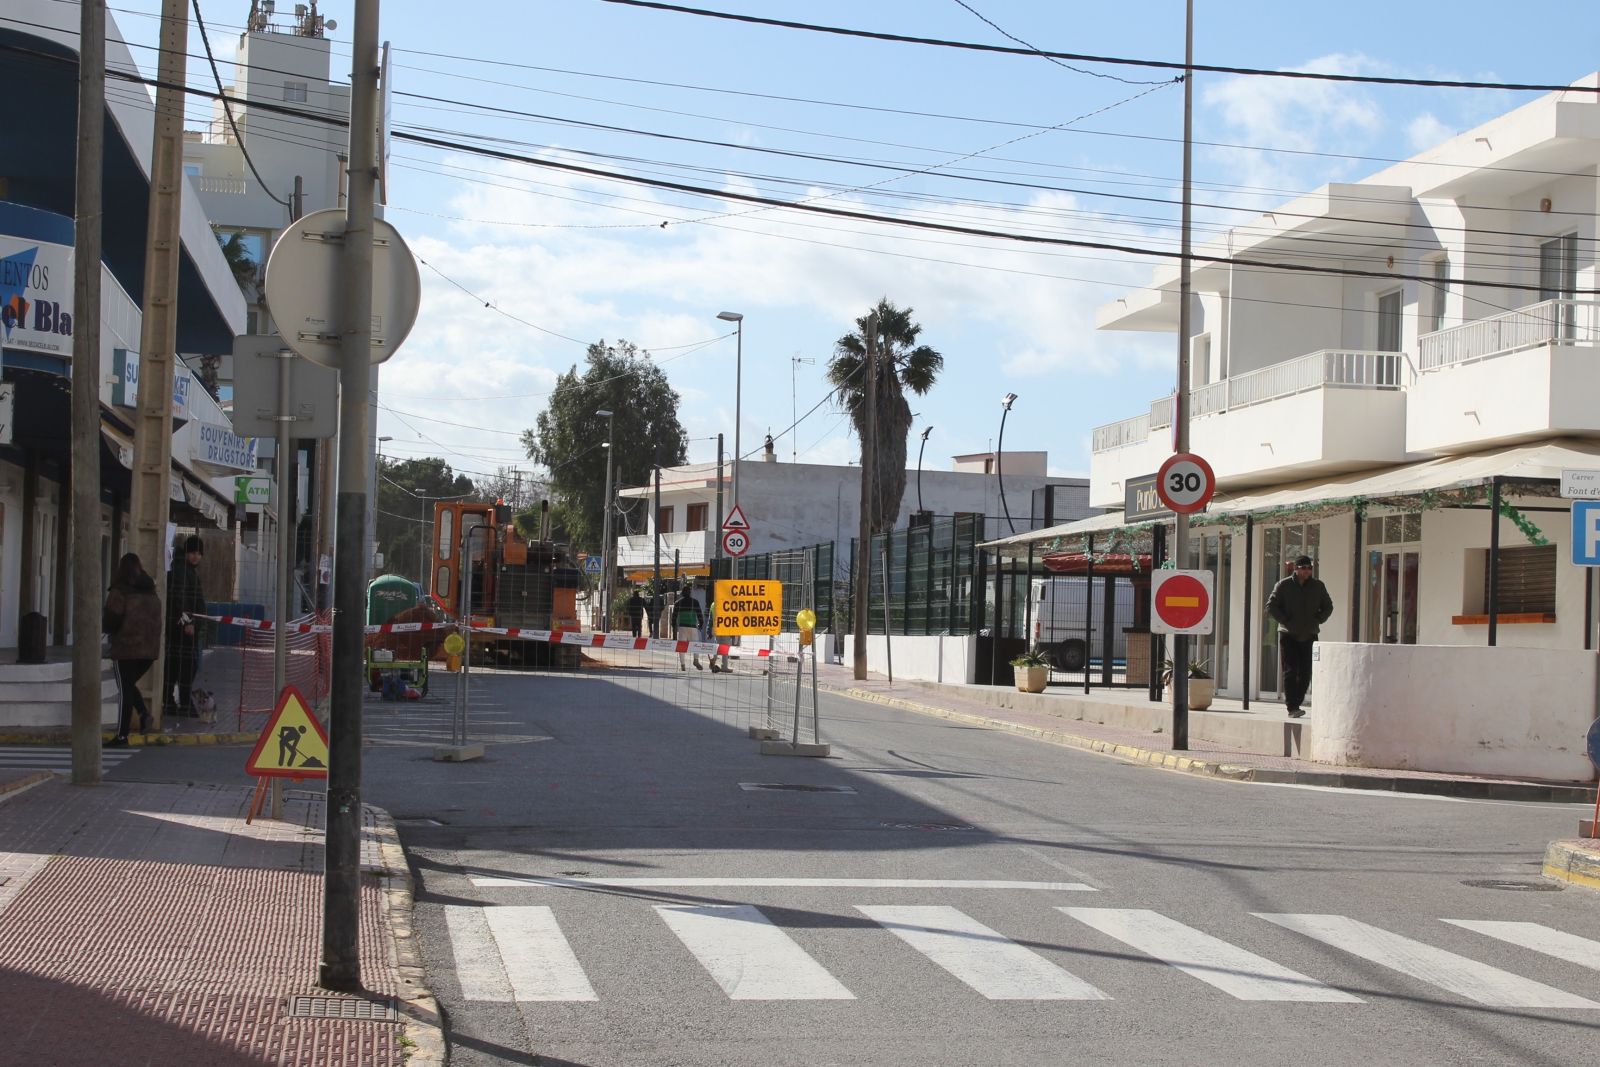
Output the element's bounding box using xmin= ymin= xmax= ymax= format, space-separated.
xmin=115 ymin=668 xmax=1600 ymax=1065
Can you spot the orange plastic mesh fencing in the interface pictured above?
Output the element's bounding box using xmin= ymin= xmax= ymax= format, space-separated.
xmin=235 ymin=612 xmax=330 ymax=733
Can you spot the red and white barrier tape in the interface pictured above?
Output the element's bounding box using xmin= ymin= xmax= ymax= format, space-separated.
xmin=199 ymin=614 xmax=457 ymax=636
xmin=199 ymin=614 xmax=771 ymax=655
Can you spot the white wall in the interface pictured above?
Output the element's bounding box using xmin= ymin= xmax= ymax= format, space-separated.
xmin=841 ymin=633 xmax=975 ymax=685
xmin=1313 ymin=642 xmax=1597 ymax=780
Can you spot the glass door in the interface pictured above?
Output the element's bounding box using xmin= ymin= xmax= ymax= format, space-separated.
xmin=1363 ymin=515 xmax=1421 ymax=644
xmin=1189 ymin=532 xmax=1231 ymax=689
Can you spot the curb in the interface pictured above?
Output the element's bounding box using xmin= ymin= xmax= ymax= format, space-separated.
xmin=364 ymin=804 xmax=446 ymax=1066
xmin=0 ymin=770 xmax=52 ymax=801
xmin=826 ymin=684 xmax=1599 ymax=804
xmin=1543 ymin=839 xmax=1600 ymax=892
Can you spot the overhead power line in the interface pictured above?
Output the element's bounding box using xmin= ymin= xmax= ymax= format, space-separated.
xmin=592 ymin=0 xmax=1600 ymax=95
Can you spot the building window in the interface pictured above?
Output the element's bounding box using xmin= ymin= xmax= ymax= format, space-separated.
xmin=183 ymin=162 xmax=203 ymax=177
xmin=687 ymin=503 xmax=708 ymax=531
xmin=1190 ymin=333 xmax=1211 ymax=389
xmin=1470 ymin=544 xmax=1557 ymax=615
xmin=1424 ymin=256 xmax=1448 ymax=334
xmin=1539 ymin=233 xmax=1578 ymax=339
xmin=1376 ymin=288 xmax=1403 ymax=352
xmin=283 ymin=81 xmax=308 ymax=103
xmin=657 ymin=506 xmax=674 ymax=534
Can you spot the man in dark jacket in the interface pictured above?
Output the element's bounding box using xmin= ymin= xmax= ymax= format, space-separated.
xmin=626 ymin=589 xmax=647 ymax=637
xmin=165 ymin=535 xmax=208 ymax=719
xmin=1266 ymin=554 xmax=1333 ymax=718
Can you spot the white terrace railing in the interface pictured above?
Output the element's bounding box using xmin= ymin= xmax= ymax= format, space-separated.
xmin=1418 ymin=299 xmax=1600 ymax=371
xmin=195 ymin=176 xmax=247 ymax=195
xmin=1090 ymin=350 xmax=1410 ymax=453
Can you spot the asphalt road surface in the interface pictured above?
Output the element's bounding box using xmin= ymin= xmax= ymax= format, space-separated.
xmin=116 ymin=668 xmax=1600 ymax=1066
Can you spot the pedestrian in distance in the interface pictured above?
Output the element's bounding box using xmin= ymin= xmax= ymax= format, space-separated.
xmin=673 ymin=582 xmax=706 ymax=670
xmin=103 ymin=553 xmax=162 ymax=745
xmin=165 ymin=535 xmax=208 ymax=719
xmin=647 ymin=586 xmax=664 ymax=640
xmin=626 ymin=588 xmax=647 ymax=638
xmin=1266 ymin=554 xmax=1333 ymax=718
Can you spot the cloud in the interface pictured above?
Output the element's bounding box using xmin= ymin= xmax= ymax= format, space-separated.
xmin=1406 ymin=112 xmax=1455 ymax=151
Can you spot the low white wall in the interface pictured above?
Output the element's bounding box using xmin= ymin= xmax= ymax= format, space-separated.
xmin=839 ymin=634 xmax=975 ymax=685
xmin=1313 ymin=642 xmax=1598 ymax=781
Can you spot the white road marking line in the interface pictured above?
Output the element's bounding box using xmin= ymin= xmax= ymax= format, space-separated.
xmin=656 ymin=904 xmax=854 ymax=1000
xmin=445 ymin=905 xmax=513 ymax=1002
xmin=1061 ymin=908 xmax=1359 ymax=1002
xmin=480 ymin=906 xmax=597 ymax=1002
xmin=860 ymin=905 xmax=1107 ymax=1001
xmin=1443 ymin=920 xmax=1600 ymax=972
xmin=470 ymin=876 xmax=1095 ymax=890
xmin=1257 ymin=914 xmax=1600 ymax=1009
xmin=1015 ymin=845 xmax=1103 ymax=889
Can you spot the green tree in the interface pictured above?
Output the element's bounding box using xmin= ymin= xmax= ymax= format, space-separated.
xmin=523 ymin=340 xmax=688 ymax=552
xmin=826 ymin=298 xmax=944 ymax=533
xmin=374 ymin=456 xmax=476 ymax=584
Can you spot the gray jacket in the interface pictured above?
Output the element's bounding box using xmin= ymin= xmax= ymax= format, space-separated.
xmin=1266 ymin=575 xmax=1333 ymax=640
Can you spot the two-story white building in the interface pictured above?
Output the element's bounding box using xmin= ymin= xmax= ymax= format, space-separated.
xmin=988 ymin=74 xmax=1600 ymax=778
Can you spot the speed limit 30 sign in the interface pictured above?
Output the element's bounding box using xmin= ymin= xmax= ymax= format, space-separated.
xmin=1156 ymin=452 xmax=1216 ymax=514
xmin=722 ymin=529 xmax=750 ymax=557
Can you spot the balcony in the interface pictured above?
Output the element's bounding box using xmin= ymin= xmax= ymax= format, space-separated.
xmin=615 ymin=530 xmax=714 ymax=571
xmin=1410 ymin=299 xmax=1600 ymax=454
xmin=1089 ymin=350 xmax=1410 ymax=508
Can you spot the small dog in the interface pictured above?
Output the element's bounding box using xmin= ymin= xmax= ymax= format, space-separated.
xmin=191 ymin=687 xmax=218 ymax=726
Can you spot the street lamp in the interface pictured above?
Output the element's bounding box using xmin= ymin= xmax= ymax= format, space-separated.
xmin=596 ymin=409 xmax=615 ymax=630
xmin=997 ymin=394 xmax=1017 ymax=535
xmin=916 ymin=425 xmax=933 ymax=515
xmin=717 ymin=311 xmax=744 ymax=582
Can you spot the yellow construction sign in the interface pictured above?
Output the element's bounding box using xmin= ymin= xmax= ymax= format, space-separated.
xmin=245 ymin=685 xmax=330 ymax=779
xmin=713 ymin=580 xmax=783 ymax=635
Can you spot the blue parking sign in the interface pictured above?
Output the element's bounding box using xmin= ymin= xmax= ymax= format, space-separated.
xmin=1572 ymin=502 xmax=1600 ymax=566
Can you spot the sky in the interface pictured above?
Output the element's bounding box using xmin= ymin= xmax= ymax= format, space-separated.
xmin=101 ymin=0 xmax=1600 ymax=502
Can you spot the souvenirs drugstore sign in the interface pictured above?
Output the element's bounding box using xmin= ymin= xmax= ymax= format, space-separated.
xmin=0 ymin=237 xmax=74 ymax=357
xmin=198 ymin=421 xmax=258 ymax=472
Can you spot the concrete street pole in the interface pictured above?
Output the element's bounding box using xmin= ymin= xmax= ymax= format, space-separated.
xmin=70 ymin=0 xmax=105 ymax=783
xmin=598 ymin=410 xmax=614 ymax=629
xmin=852 ymin=311 xmax=878 ymax=680
xmin=129 ymin=0 xmax=188 ymax=732
xmin=321 ymin=0 xmax=379 ymax=993
xmin=1172 ymin=0 xmax=1195 ymax=750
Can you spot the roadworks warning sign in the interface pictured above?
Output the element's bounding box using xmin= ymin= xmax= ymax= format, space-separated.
xmin=713 ymin=579 xmax=784 ymax=635
xmin=245 ymin=685 xmax=330 ymax=779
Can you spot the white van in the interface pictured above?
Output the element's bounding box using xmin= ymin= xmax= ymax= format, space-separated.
xmin=1030 ymin=577 xmax=1136 ymax=671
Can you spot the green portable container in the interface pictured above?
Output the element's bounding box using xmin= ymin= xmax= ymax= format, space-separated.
xmin=367 ymin=573 xmax=419 ymax=626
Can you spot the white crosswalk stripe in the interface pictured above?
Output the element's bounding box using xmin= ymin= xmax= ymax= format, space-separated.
xmin=0 ymin=746 xmax=139 ymax=772
xmin=1256 ymin=913 xmax=1600 ymax=1009
xmin=1061 ymin=908 xmax=1361 ymax=1002
xmin=860 ymin=905 xmax=1107 ymax=1000
xmin=442 ymin=901 xmax=1600 ymax=1010
xmin=1442 ymin=920 xmax=1600 ymax=973
xmin=656 ymin=904 xmax=855 ymax=1000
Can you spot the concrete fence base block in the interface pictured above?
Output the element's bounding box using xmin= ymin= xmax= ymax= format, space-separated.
xmin=748 ymin=727 xmax=781 ymax=740
xmin=432 ymin=743 xmax=485 ymax=762
xmin=1581 ymin=820 xmax=1598 ymax=839
xmin=759 ymin=740 xmax=830 ymax=758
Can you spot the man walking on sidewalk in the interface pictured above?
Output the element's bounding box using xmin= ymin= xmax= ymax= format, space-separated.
xmin=1266 ymin=554 xmax=1333 ymax=718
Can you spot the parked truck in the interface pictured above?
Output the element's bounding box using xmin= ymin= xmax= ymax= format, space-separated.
xmin=1029 ymin=576 xmax=1137 ymax=671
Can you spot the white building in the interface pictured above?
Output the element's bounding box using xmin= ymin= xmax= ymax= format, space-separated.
xmin=614 ymin=445 xmax=1088 ymax=583
xmin=992 ymin=73 xmax=1600 ymax=780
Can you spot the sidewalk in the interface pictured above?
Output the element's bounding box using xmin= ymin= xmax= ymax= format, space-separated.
xmin=0 ymin=770 xmax=443 ymax=1066
xmin=807 ymin=657 xmax=1600 ymax=891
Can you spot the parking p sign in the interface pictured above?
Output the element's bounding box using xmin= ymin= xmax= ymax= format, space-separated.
xmin=1572 ymin=501 xmax=1600 ymax=566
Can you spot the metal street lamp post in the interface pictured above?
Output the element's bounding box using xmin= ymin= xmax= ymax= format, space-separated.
xmin=597 ymin=409 xmax=615 ymax=629
xmin=916 ymin=425 xmax=932 ymax=515
xmin=997 ymin=394 xmax=1017 ymax=535
xmin=717 ymin=312 xmax=743 ymax=589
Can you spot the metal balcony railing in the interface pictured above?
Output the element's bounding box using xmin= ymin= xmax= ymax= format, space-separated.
xmin=1090 ymin=350 xmax=1409 ymax=453
xmin=195 ymin=176 xmax=247 ymax=194
xmin=1418 ymin=299 xmax=1600 ymax=371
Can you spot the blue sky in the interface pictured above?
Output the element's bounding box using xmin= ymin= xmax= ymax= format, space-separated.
xmin=106 ymin=0 xmax=1600 ymax=497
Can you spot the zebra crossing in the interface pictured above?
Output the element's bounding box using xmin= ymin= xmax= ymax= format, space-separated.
xmin=0 ymin=745 xmax=140 ymax=774
xmin=443 ymin=896 xmax=1600 ymax=1009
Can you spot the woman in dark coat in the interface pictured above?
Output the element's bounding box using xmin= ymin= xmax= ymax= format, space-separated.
xmin=104 ymin=553 xmax=163 ymax=744
xmin=165 ymin=535 xmax=208 ymax=718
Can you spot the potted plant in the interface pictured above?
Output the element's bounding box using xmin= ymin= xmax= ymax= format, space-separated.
xmin=1162 ymin=658 xmax=1215 ymax=710
xmin=1010 ymin=648 xmax=1051 ymax=694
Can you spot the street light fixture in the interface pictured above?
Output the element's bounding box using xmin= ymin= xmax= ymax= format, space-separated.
xmin=596 ymin=409 xmax=615 ymax=629
xmin=997 ymin=394 xmax=1018 ymax=534
xmin=916 ymin=425 xmax=933 ymax=515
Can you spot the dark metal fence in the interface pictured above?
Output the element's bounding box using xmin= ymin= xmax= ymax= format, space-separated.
xmin=846 ymin=515 xmax=990 ymax=635
xmin=712 ymin=541 xmax=834 ymax=632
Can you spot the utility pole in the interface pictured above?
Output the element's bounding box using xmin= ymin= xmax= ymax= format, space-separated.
xmin=70 ymin=0 xmax=106 ymax=784
xmin=652 ymin=463 xmax=662 ymax=595
xmin=129 ymin=0 xmax=189 ymax=731
xmin=852 ymin=311 xmax=878 ymax=680
xmin=321 ymin=0 xmax=379 ymax=993
xmin=1171 ymin=0 xmax=1195 ymax=750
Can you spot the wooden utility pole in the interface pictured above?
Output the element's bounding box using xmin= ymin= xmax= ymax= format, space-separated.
xmin=129 ymin=0 xmax=189 ymax=730
xmin=70 ymin=0 xmax=106 ymax=783
xmin=852 ymin=311 xmax=878 ymax=680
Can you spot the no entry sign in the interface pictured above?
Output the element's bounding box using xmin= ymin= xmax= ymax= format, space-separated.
xmin=1151 ymin=570 xmax=1214 ymax=635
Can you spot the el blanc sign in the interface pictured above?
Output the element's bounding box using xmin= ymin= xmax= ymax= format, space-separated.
xmin=0 ymin=237 xmax=74 ymax=357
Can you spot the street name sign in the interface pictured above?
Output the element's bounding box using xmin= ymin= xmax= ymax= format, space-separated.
xmin=244 ymin=686 xmax=330 ymax=779
xmin=1150 ymin=570 xmax=1214 ymax=635
xmin=1561 ymin=469 xmax=1600 ymax=499
xmin=1155 ymin=452 xmax=1216 ymax=515
xmin=713 ymin=579 xmax=783 ymax=635
xmin=1572 ymin=501 xmax=1600 ymax=566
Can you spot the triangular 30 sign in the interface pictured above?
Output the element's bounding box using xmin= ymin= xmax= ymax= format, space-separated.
xmin=245 ymin=685 xmax=330 ymax=779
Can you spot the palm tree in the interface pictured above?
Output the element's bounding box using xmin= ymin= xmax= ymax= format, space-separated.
xmin=827 ymin=298 xmax=943 ymax=533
